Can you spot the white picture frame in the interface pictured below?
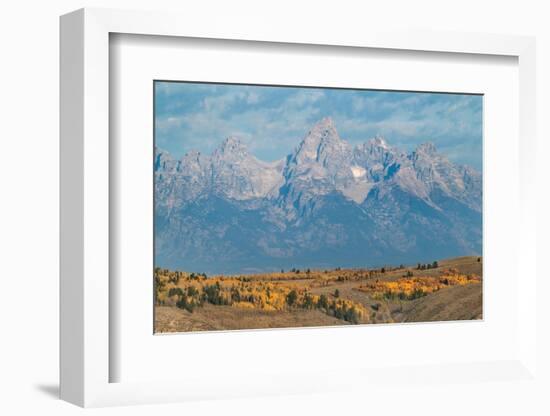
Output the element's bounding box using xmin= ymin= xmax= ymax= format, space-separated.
xmin=60 ymin=7 xmax=538 ymax=408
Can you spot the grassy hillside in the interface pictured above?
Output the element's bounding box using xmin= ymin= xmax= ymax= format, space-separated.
xmin=154 ymin=256 xmax=482 ymax=333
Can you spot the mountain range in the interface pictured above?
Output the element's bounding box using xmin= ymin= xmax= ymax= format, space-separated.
xmin=155 ymin=117 xmax=482 ymax=274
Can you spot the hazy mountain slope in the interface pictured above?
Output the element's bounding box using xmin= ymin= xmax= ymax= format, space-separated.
xmin=155 ymin=117 xmax=482 ymax=274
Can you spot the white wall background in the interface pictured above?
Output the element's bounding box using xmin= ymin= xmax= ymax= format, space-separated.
xmin=0 ymin=0 xmax=548 ymax=415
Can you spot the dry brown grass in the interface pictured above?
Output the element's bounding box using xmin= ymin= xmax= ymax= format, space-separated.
xmin=401 ymin=284 xmax=482 ymax=322
xmin=155 ymin=304 xmax=348 ymax=333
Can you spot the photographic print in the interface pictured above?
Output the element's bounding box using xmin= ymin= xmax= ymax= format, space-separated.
xmin=154 ymin=81 xmax=483 ymax=333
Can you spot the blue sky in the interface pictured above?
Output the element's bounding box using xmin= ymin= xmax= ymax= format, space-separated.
xmin=155 ymin=81 xmax=483 ymax=170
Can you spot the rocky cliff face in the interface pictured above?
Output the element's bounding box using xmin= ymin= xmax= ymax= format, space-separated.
xmin=155 ymin=118 xmax=482 ymax=274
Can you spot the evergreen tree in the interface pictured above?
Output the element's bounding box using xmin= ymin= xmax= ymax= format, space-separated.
xmin=286 ymin=290 xmax=298 ymax=306
xmin=317 ymin=294 xmax=329 ymax=310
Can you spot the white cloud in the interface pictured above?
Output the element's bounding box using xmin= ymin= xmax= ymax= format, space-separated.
xmin=284 ymin=89 xmax=325 ymax=107
xmin=155 ymin=83 xmax=481 ymax=168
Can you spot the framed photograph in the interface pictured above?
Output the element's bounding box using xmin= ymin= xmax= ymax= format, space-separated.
xmin=152 ymin=81 xmax=483 ymax=334
xmin=60 ymin=8 xmax=538 ymax=408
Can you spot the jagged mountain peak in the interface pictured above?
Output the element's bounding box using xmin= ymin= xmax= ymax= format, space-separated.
xmin=415 ymin=142 xmax=438 ymax=155
xmin=307 ymin=117 xmax=341 ymax=144
xmin=314 ymin=116 xmax=335 ymax=129
xmin=368 ymin=135 xmax=390 ymax=149
xmin=155 ymin=119 xmax=480 ymax=210
xmin=180 ymin=149 xmax=209 ymax=174
xmin=155 ymin=147 xmax=178 ymax=172
xmin=355 ymin=136 xmax=399 ymax=159
xmin=302 ymin=117 xmax=341 ymax=144
xmin=292 ymin=117 xmax=350 ymax=165
xmin=353 ymin=136 xmax=401 ymax=178
xmin=182 ymin=148 xmax=204 ymax=161
xmin=410 ymin=142 xmax=449 ymax=168
xmin=155 ymin=146 xmax=172 ymax=160
xmin=216 ymin=136 xmax=249 ymax=156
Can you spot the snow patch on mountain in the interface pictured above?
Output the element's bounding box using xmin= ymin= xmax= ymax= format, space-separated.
xmin=351 ymin=165 xmax=367 ymax=179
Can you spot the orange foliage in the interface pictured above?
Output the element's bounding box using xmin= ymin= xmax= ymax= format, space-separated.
xmin=357 ymin=272 xmax=480 ymax=300
xmin=155 ymin=269 xmax=370 ymax=324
